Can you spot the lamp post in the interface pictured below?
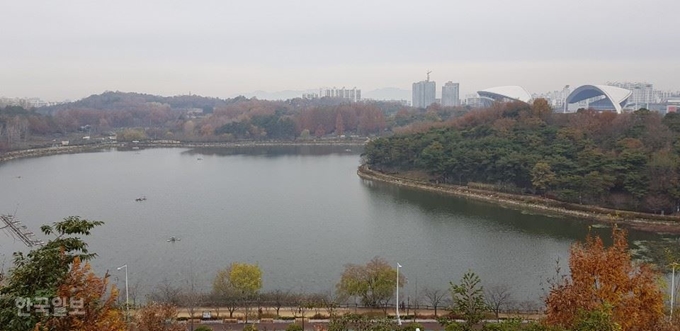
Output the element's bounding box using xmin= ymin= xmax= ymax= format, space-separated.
xmin=396 ymin=263 xmax=402 ymax=326
xmin=671 ymin=262 xmax=680 ymax=323
xmin=117 ymin=264 xmax=129 ymax=323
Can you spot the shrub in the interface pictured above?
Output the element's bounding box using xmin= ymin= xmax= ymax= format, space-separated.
xmin=286 ymin=323 xmax=303 ymax=331
xmin=481 ymin=319 xmax=523 ymax=331
xmin=444 ymin=322 xmax=464 ymax=331
xmin=243 ymin=323 xmax=259 ymax=331
xmin=361 ymin=311 xmax=386 ymax=319
xmin=195 ymin=327 xmax=213 ymax=331
xmin=260 ymin=312 xmax=278 ymax=319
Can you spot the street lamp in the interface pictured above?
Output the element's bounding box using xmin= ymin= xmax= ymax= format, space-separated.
xmin=396 ymin=263 xmax=402 ymax=326
xmin=671 ymin=262 xmax=680 ymax=323
xmin=117 ymin=264 xmax=129 ymax=323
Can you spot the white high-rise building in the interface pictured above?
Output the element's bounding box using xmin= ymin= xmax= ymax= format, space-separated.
xmin=412 ymin=79 xmax=436 ymax=108
xmin=441 ymin=81 xmax=460 ymax=107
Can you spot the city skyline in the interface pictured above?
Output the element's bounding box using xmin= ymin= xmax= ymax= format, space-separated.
xmin=1 ymin=0 xmax=679 ymax=101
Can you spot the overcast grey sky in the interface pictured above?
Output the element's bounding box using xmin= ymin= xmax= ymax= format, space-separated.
xmin=1 ymin=0 xmax=679 ymax=101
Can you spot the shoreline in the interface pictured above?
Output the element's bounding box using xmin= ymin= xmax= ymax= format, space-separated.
xmin=357 ymin=165 xmax=680 ymax=234
xmin=0 ymin=139 xmax=367 ymax=163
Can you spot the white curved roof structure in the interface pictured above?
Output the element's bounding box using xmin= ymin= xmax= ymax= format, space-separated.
xmin=566 ymin=85 xmax=632 ymax=113
xmin=477 ymin=86 xmax=532 ymax=103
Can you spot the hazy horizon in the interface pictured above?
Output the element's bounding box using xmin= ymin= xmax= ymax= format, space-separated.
xmin=2 ymin=0 xmax=679 ymax=101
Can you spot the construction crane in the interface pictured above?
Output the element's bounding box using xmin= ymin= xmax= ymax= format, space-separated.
xmin=0 ymin=214 xmax=44 ymax=247
xmin=426 ymin=70 xmax=432 ymax=81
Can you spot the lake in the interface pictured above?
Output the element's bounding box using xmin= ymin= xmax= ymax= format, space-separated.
xmin=0 ymin=145 xmax=666 ymax=306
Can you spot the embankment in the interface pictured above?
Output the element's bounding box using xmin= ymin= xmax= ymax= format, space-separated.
xmin=357 ymin=165 xmax=680 ymax=234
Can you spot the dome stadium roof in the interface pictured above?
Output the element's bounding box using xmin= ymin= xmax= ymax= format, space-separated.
xmin=477 ymin=86 xmax=532 ymax=104
xmin=566 ymin=85 xmax=632 ymax=113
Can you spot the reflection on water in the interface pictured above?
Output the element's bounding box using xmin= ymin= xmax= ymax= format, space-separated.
xmin=0 ymin=146 xmax=670 ymax=304
xmin=185 ymin=144 xmax=364 ymax=157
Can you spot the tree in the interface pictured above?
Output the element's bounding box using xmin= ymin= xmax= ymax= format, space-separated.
xmin=321 ymin=290 xmax=343 ymax=317
xmin=212 ymin=262 xmax=262 ymax=321
xmin=336 ymin=256 xmax=406 ymax=310
xmin=262 ymin=289 xmax=291 ymax=317
xmin=212 ymin=270 xmax=240 ymax=318
xmin=532 ymin=98 xmax=552 ymax=118
xmin=545 ymin=227 xmax=665 ymax=330
xmin=34 ymin=257 xmax=126 ymax=331
xmin=229 ymin=262 xmax=263 ymax=297
xmin=423 ymin=287 xmax=446 ymax=317
xmin=230 ymin=262 xmax=262 ymax=322
xmin=136 ymin=302 xmax=184 ymax=331
xmin=485 ymin=284 xmax=513 ymax=321
xmin=147 ymin=279 xmax=182 ymax=306
xmin=0 ymin=216 xmax=104 ymax=330
xmin=531 ymin=162 xmax=555 ymax=194
xmin=335 ymin=112 xmax=345 ymax=136
xmin=117 ymin=128 xmax=147 ymax=141
xmin=448 ymin=270 xmax=488 ymax=330
xmin=315 ymin=124 xmax=326 ymax=138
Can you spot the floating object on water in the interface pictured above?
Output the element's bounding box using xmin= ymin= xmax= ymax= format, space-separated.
xmin=167 ymin=236 xmax=181 ymax=242
xmin=135 ymin=196 xmax=147 ymax=202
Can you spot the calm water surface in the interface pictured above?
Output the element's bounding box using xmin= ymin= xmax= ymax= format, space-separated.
xmin=0 ymin=146 xmax=664 ymax=303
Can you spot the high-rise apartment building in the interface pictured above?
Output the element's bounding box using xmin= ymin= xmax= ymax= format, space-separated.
xmin=441 ymin=81 xmax=460 ymax=107
xmin=320 ymin=87 xmax=361 ymax=102
xmin=412 ymin=79 xmax=436 ymax=108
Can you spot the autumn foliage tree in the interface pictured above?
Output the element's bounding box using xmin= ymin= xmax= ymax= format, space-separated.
xmin=35 ymin=257 xmax=126 ymax=331
xmin=135 ymin=302 xmax=184 ymax=331
xmin=212 ymin=262 xmax=263 ymax=320
xmin=545 ymin=227 xmax=665 ymax=330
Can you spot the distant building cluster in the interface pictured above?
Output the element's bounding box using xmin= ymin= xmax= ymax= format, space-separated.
xmin=410 ymin=73 xmax=680 ymax=114
xmin=0 ymin=97 xmax=64 ymax=108
xmin=302 ymin=87 xmax=361 ymax=102
xmin=605 ymin=82 xmax=679 ymax=106
xmin=531 ymin=82 xmax=680 ymax=113
xmin=412 ymin=73 xmax=461 ymax=108
xmin=531 ymin=86 xmax=572 ymax=109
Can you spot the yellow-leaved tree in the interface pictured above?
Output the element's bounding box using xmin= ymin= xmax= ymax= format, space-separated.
xmin=212 ymin=262 xmax=262 ymax=322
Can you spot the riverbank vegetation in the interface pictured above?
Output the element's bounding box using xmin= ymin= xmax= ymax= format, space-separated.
xmin=364 ymin=100 xmax=680 ymax=215
xmin=2 ymin=218 xmax=680 ymax=330
xmin=1 ymin=91 xmax=470 ymax=152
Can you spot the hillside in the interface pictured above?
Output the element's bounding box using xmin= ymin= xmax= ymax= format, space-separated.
xmin=38 ymin=91 xmax=234 ymax=114
xmin=363 ymin=100 xmax=680 ymax=214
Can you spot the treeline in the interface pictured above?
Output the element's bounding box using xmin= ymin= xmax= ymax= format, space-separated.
xmin=1 ymin=91 xmax=473 ymax=151
xmin=364 ymin=100 xmax=680 ymax=214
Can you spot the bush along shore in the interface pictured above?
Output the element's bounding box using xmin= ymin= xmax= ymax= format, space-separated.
xmin=0 ymin=139 xmax=367 ymax=163
xmin=357 ymin=164 xmax=680 ymax=234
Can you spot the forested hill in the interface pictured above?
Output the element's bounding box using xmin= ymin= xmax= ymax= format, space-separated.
xmin=39 ymin=91 xmax=234 ymax=114
xmin=363 ymin=100 xmax=680 ymax=214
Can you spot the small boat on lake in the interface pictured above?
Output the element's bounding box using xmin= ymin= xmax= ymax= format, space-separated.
xmin=167 ymin=236 xmax=181 ymax=242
